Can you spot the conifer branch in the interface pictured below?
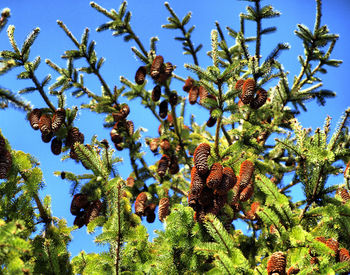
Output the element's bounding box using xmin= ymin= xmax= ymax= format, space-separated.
xmin=255 ymin=0 xmax=261 ymax=66
xmin=30 ymin=73 xmax=56 ymax=112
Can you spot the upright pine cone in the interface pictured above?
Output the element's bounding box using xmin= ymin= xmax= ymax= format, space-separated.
xmin=70 ymin=193 xmax=89 ymax=216
xmin=235 ymin=79 xmax=245 ymax=92
xmin=28 ymin=108 xmax=42 ymax=130
xmin=183 ymin=77 xmax=194 ymax=92
xmin=135 ymin=192 xmax=148 ymax=216
xmin=206 ymin=114 xmax=217 ymax=128
xmin=239 ymin=182 xmax=254 ymax=202
xmin=339 ymin=248 xmax=350 ymax=262
xmin=241 ymin=78 xmax=256 ymax=104
xmin=51 ymin=108 xmax=66 ymax=132
xmin=150 ymin=55 xmax=164 ymax=79
xmin=85 ymin=200 xmax=102 ymax=225
xmin=135 ymin=66 xmax=147 ymax=85
xmin=159 ymin=100 xmax=168 ymax=119
xmin=38 ymin=114 xmax=52 ymax=135
xmin=157 ymin=154 xmax=170 ymax=177
xmin=51 ymin=137 xmax=62 ymax=155
xmin=193 ymin=143 xmax=211 ymax=176
xmin=237 ymin=160 xmax=255 ymax=191
xmin=206 ymin=163 xmax=223 ymax=189
xmin=246 ymin=201 xmax=260 ymax=220
xmin=158 ymin=197 xmax=170 ymax=222
xmin=250 ymin=88 xmax=268 ymax=109
xmin=188 ymin=86 xmax=199 ymax=105
xmin=152 ymin=85 xmax=161 ymax=102
xmin=0 ymin=150 xmax=12 ymax=179
xmin=215 ymin=166 xmax=236 ymax=195
xmin=267 ymin=251 xmax=287 ymax=275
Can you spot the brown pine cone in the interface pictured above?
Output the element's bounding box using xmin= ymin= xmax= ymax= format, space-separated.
xmin=150 ymin=55 xmax=164 ymax=79
xmin=85 ymin=200 xmax=102 ymax=225
xmin=28 ymin=108 xmax=42 ymax=130
xmin=339 ymin=248 xmax=350 ymax=262
xmin=215 ymin=167 xmax=236 ymax=196
xmin=110 ymin=129 xmax=123 ymax=144
xmin=158 ymin=197 xmax=170 ymax=222
xmin=73 ymin=212 xmax=86 ymax=228
xmin=213 ymin=194 xmax=227 ymax=213
xmin=189 ymin=166 xmax=205 ymax=208
xmin=152 ymin=85 xmax=161 ymax=102
xmin=241 ymin=78 xmax=256 ymax=104
xmin=52 ymin=108 xmax=66 ymax=132
xmin=169 ymin=92 xmax=178 ymax=106
xmin=0 ymin=135 xmax=6 ymax=153
xmin=145 ymin=203 xmax=156 ymax=223
xmin=250 ymin=88 xmax=268 ymax=109
xmin=198 ymin=186 xmax=214 ymax=207
xmin=188 ymin=86 xmax=199 ymax=105
xmin=325 ymin=238 xmax=339 ymax=256
xmin=198 ymin=86 xmax=208 ymax=105
xmin=66 ymin=127 xmax=80 ymax=147
xmin=193 ymin=143 xmax=211 ymax=177
xmin=169 ymin=156 xmax=179 ymax=175
xmin=126 ymin=176 xmax=135 ymax=188
xmin=167 ymin=113 xmax=174 ymax=127
xmin=41 ymin=132 xmax=53 ymax=143
xmin=246 ymin=201 xmax=260 ymax=220
xmin=126 ymin=120 xmax=134 ymax=136
xmin=235 ymin=79 xmax=245 ymax=92
xmin=38 ymin=114 xmax=52 ymax=135
xmin=339 ymin=188 xmax=350 ymax=203
xmin=120 ymin=104 xmax=130 ymax=119
xmin=164 ymin=62 xmax=174 ymax=76
xmin=286 ymin=266 xmax=300 ymax=275
xmin=159 ymin=100 xmax=168 ymax=119
xmin=239 ymin=183 xmax=254 ymax=202
xmin=157 ymin=154 xmax=170 ymax=177
xmin=149 ymin=138 xmax=160 ymax=153
xmin=51 ymin=137 xmax=62 ymax=155
xmin=206 ymin=115 xmax=217 ymax=128
xmin=206 ymin=163 xmax=223 ymax=189
xmin=267 ymin=251 xmax=287 ymax=275
xmin=135 ymin=66 xmax=147 ymax=85
xmin=160 ymin=138 xmax=171 ymax=151
xmin=135 ymin=192 xmax=148 ymax=216
xmin=0 ymin=150 xmax=12 ymax=179
xmin=70 ymin=193 xmax=89 ymax=216
xmin=237 ymin=160 xmax=255 ymax=190
xmin=183 ymin=77 xmax=194 ymax=92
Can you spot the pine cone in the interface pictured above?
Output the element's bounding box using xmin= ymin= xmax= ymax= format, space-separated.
xmin=250 ymin=88 xmax=268 ymax=109
xmin=70 ymin=193 xmax=89 ymax=216
xmin=215 ymin=167 xmax=236 ymax=195
xmin=169 ymin=92 xmax=178 ymax=106
xmin=241 ymin=78 xmax=256 ymax=104
xmin=149 ymin=138 xmax=160 ymax=153
xmin=150 ymin=55 xmax=164 ymax=79
xmin=325 ymin=238 xmax=339 ymax=256
xmin=246 ymin=201 xmax=260 ymax=220
xmin=152 ymin=85 xmax=161 ymax=102
xmin=160 ymin=138 xmax=170 ymax=151
xmin=167 ymin=113 xmax=174 ymax=127
xmin=126 ymin=176 xmax=135 ymax=188
xmin=286 ymin=266 xmax=300 ymax=275
xmin=51 ymin=108 xmax=66 ymax=132
xmin=157 ymin=154 xmax=170 ymax=177
xmin=267 ymin=251 xmax=287 ymax=275
xmin=188 ymin=86 xmax=199 ymax=105
xmin=198 ymin=86 xmax=208 ymax=105
xmin=73 ymin=212 xmax=86 ymax=228
xmin=38 ymin=114 xmax=52 ymax=135
xmin=169 ymin=156 xmax=179 ymax=174
xmin=135 ymin=66 xmax=147 ymax=85
xmin=41 ymin=132 xmax=53 ymax=143
xmin=85 ymin=200 xmax=102 ymax=225
xmin=0 ymin=150 xmax=12 ymax=179
xmin=51 ymin=137 xmax=62 ymax=155
xmin=164 ymin=62 xmax=174 ymax=76
xmin=144 ymin=203 xmax=156 ymax=223
xmin=66 ymin=127 xmax=80 ymax=147
xmin=206 ymin=115 xmax=217 ymax=127
xmin=183 ymin=77 xmax=194 ymax=92
xmin=239 ymin=183 xmax=254 ymax=202
xmin=339 ymin=188 xmax=350 ymax=203
xmin=120 ymin=104 xmax=130 ymax=119
xmin=238 ymin=160 xmax=255 ymax=190
xmin=159 ymin=100 xmax=168 ymax=119
xmin=110 ymin=129 xmax=123 ymax=144
xmin=158 ymin=197 xmax=170 ymax=222
xmin=193 ymin=143 xmax=211 ymax=177
xmin=206 ymin=163 xmax=223 ymax=189
xmin=235 ymin=79 xmax=245 ymax=92
xmin=339 ymin=248 xmax=350 ymax=262
xmin=213 ymin=194 xmax=227 ymax=213
xmin=126 ymin=120 xmax=134 ymax=136
xmin=135 ymin=192 xmax=148 ymax=216
xmin=28 ymin=108 xmax=42 ymax=130
xmin=189 ymin=166 xmax=205 ymax=207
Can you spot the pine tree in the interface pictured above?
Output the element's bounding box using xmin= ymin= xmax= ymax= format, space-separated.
xmin=1 ymin=1 xmax=350 ymax=274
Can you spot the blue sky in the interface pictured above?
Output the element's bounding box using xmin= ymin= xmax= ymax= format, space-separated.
xmin=1 ymin=0 xmax=349 ymax=258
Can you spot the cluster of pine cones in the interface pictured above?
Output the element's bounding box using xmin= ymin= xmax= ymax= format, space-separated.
xmin=70 ymin=193 xmax=102 ymax=228
xmin=0 ymin=135 xmax=12 ymax=179
xmin=110 ymin=103 xmax=134 ymax=151
xmin=134 ymin=192 xmax=170 ymax=223
xmin=235 ymin=78 xmax=268 ymax=109
xmin=28 ymin=108 xmax=66 ymax=156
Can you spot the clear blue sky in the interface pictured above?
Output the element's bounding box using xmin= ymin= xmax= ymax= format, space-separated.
xmin=1 ymin=0 xmax=349 ymax=258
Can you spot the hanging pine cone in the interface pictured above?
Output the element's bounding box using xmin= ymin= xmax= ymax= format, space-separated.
xmin=239 ymin=182 xmax=254 ymax=202
xmin=152 ymin=85 xmax=161 ymax=102
xmin=157 ymin=154 xmax=170 ymax=177
xmin=189 ymin=166 xmax=205 ymax=208
xmin=188 ymin=86 xmax=199 ymax=105
xmin=126 ymin=120 xmax=134 ymax=136
xmin=144 ymin=203 xmax=156 ymax=223
xmin=169 ymin=92 xmax=178 ymax=106
xmin=110 ymin=128 xmax=123 ymax=144
xmin=149 ymin=138 xmax=160 ymax=153
xmin=160 ymin=138 xmax=170 ymax=151
xmin=250 ymin=88 xmax=268 ymax=109
xmin=159 ymin=100 xmax=168 ymax=119
xmin=169 ymin=156 xmax=179 ymax=175
xmin=150 ymin=55 xmax=164 ymax=79
xmin=183 ymin=77 xmax=194 ymax=92
xmin=267 ymin=251 xmax=287 ymax=275
xmin=120 ymin=104 xmax=130 ymax=119
xmin=206 ymin=115 xmax=217 ymax=128
xmin=237 ymin=160 xmax=255 ymax=191
xmin=28 ymin=108 xmax=42 ymax=130
xmin=70 ymin=193 xmax=89 ymax=216
xmin=73 ymin=213 xmax=86 ymax=228
xmin=206 ymin=163 xmax=223 ymax=189
xmin=61 ymin=171 xmax=66 ymax=179
xmin=164 ymin=62 xmax=174 ymax=76
xmin=235 ymin=79 xmax=245 ymax=92
xmin=193 ymin=143 xmax=211 ymax=177
xmin=135 ymin=66 xmax=147 ymax=85
xmin=51 ymin=137 xmax=62 ymax=155
xmin=85 ymin=200 xmax=102 ymax=225
xmin=198 ymin=86 xmax=208 ymax=105
xmin=158 ymin=197 xmax=170 ymax=222
xmin=126 ymin=176 xmax=135 ymax=188
xmin=38 ymin=114 xmax=52 ymax=135
xmin=51 ymin=108 xmax=66 ymax=132
xmin=286 ymin=266 xmax=300 ymax=275
xmin=135 ymin=192 xmax=148 ymax=216
xmin=241 ymin=78 xmax=256 ymax=104
xmin=41 ymin=132 xmax=53 ymax=143
xmin=215 ymin=166 xmax=236 ymax=195
xmin=0 ymin=150 xmax=12 ymax=179
xmin=66 ymin=127 xmax=80 ymax=147
xmin=339 ymin=248 xmax=350 ymax=262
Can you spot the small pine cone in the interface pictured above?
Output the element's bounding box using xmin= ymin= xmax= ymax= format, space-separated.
xmin=250 ymin=88 xmax=268 ymax=109
xmin=73 ymin=212 xmax=86 ymax=228
xmin=150 ymin=55 xmax=164 ymax=79
xmin=239 ymin=183 xmax=254 ymax=202
xmin=339 ymin=188 xmax=350 ymax=203
xmin=164 ymin=62 xmax=174 ymax=76
xmin=215 ymin=167 xmax=236 ymax=195
xmin=60 ymin=171 xmax=66 ymax=179
xmin=85 ymin=200 xmax=102 ymax=225
xmin=70 ymin=193 xmax=89 ymax=216
xmin=135 ymin=66 xmax=147 ymax=85
xmin=169 ymin=92 xmax=178 ymax=106
xmin=0 ymin=150 xmax=12 ymax=179
xmin=28 ymin=108 xmax=42 ymax=130
xmin=241 ymin=78 xmax=256 ymax=104
xmin=198 ymin=86 xmax=208 ymax=105
xmin=339 ymin=248 xmax=350 ymax=262
xmin=325 ymin=238 xmax=339 ymax=256
xmin=152 ymin=85 xmax=161 ymax=102
xmin=126 ymin=176 xmax=135 ymax=187
xmin=159 ymin=100 xmax=168 ymax=119
xmin=66 ymin=127 xmax=80 ymax=147
xmin=193 ymin=143 xmax=211 ymax=177
xmin=51 ymin=138 xmax=62 ymax=155
xmin=188 ymin=86 xmax=199 ymax=105
xmin=267 ymin=251 xmax=287 ymax=275
xmin=169 ymin=156 xmax=179 ymax=175
xmin=41 ymin=132 xmax=53 ymax=143
xmin=246 ymin=201 xmax=260 ymax=220
xmin=51 ymin=108 xmax=66 ymax=132
xmin=160 ymin=138 xmax=171 ymax=151
xmin=190 ymin=166 xmax=205 ymax=202
xmin=110 ymin=129 xmax=123 ymax=144
xmin=183 ymin=77 xmax=194 ymax=92
xmin=235 ymin=79 xmax=245 ymax=92
xmin=206 ymin=116 xmax=217 ymax=127
xmin=206 ymin=163 xmax=223 ymax=189
xmin=149 ymin=138 xmax=160 ymax=153
xmin=157 ymin=154 xmax=170 ymax=177
xmin=38 ymin=114 xmax=52 ymax=135
xmin=158 ymin=197 xmax=170 ymax=222
xmin=287 ymin=266 xmax=300 ymax=275
xmin=126 ymin=120 xmax=134 ymax=136
xmin=120 ymin=104 xmax=130 ymax=119
xmin=238 ymin=160 xmax=255 ymax=190
xmin=135 ymin=192 xmax=148 ymax=216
